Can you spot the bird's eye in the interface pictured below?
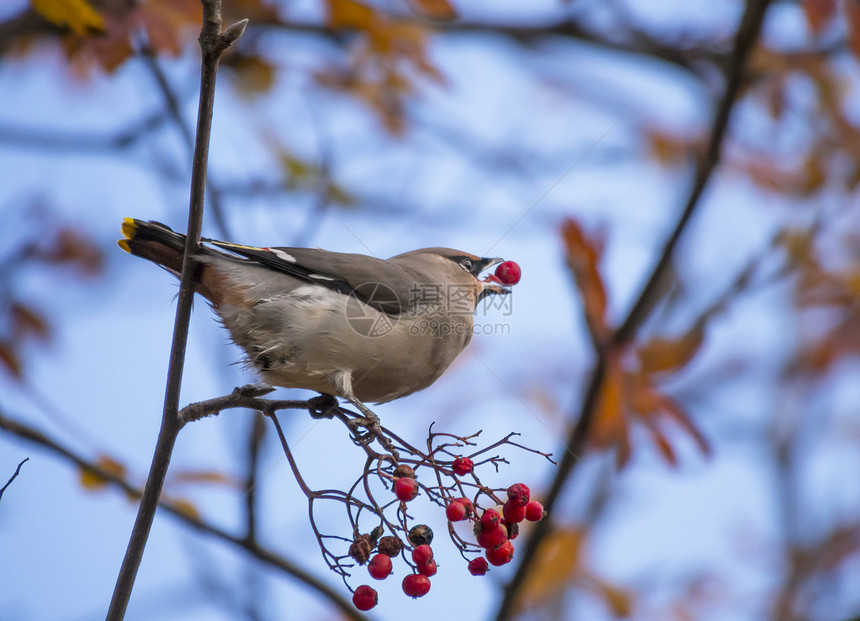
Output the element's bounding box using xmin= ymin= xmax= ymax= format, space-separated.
xmin=460 ymin=258 xmax=473 ymax=271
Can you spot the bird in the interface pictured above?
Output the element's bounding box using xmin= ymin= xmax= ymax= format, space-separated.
xmin=118 ymin=218 xmax=517 ymax=419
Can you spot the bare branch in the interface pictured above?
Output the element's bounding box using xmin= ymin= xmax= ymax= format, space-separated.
xmin=493 ymin=2 xmax=776 ymax=618
xmin=0 ymin=410 xmax=367 ymax=621
xmin=106 ymin=1 xmax=246 ymax=617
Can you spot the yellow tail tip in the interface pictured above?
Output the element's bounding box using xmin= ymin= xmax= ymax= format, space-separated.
xmin=117 ymin=239 xmax=131 ymax=253
xmin=121 ymin=217 xmax=138 ymax=240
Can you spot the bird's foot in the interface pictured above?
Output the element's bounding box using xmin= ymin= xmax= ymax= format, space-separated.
xmin=343 ymin=399 xmax=383 ymax=446
xmin=308 ymin=393 xmax=340 ymax=419
xmin=344 ymin=400 xmax=399 ymax=458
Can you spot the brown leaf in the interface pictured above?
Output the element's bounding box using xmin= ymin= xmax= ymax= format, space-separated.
xmin=10 ymin=302 xmax=51 ymax=343
xmin=588 ymin=576 xmax=635 ymax=618
xmin=31 ymin=0 xmax=105 ymax=35
xmin=639 ymin=414 xmax=679 ymax=467
xmin=637 ymin=323 xmax=704 ymax=375
xmin=409 ymin=0 xmax=457 ymax=20
xmin=590 ymin=357 xmax=633 ymax=467
xmin=628 ymin=371 xmax=710 ymax=463
xmin=802 ymin=0 xmax=837 ymax=35
xmin=168 ymin=497 xmax=202 ymax=520
xmin=38 ymin=228 xmax=104 ymax=276
xmin=645 ymin=128 xmax=689 ymax=166
xmin=79 ymin=455 xmax=127 ymax=490
xmin=651 ymin=390 xmax=711 ymax=456
xmin=561 ymin=218 xmax=609 ymax=341
xmin=326 ymin=0 xmax=376 ymax=30
xmin=0 ymin=342 xmax=23 ymax=379
xmin=848 ymin=1 xmax=860 ymax=59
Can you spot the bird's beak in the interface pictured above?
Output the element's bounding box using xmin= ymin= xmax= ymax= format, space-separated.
xmin=475 ymin=257 xmax=511 ymax=297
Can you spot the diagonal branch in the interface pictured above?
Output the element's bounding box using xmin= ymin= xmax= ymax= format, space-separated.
xmin=0 ymin=410 xmax=367 ymax=621
xmin=106 ymin=4 xmax=247 ymax=619
xmin=493 ymin=1 xmax=775 ymax=618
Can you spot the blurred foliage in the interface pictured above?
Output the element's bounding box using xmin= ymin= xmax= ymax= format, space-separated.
xmin=0 ymin=204 xmax=103 ymax=380
xmin=2 ymin=0 xmax=860 ymax=619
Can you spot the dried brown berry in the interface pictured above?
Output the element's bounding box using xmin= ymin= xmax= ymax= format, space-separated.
xmin=393 ymin=463 xmax=415 ymax=478
xmin=378 ymin=535 xmax=403 ymax=557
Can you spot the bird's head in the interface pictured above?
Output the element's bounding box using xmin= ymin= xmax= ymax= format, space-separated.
xmin=390 ymin=248 xmax=519 ymax=309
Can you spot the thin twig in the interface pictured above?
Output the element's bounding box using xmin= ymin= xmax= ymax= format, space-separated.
xmin=0 ymin=457 xmax=28 ymax=502
xmin=106 ymin=4 xmax=246 ymax=619
xmin=493 ymin=2 xmax=775 ymax=618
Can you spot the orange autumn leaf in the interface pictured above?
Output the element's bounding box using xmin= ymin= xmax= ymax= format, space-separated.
xmin=31 ymin=0 xmax=104 ymax=35
xmin=326 ymin=0 xmax=377 ymax=30
xmin=590 ymin=357 xmax=633 ymax=466
xmin=631 ymin=376 xmax=711 ymax=459
xmin=561 ymin=218 xmax=609 ymax=341
xmin=589 ymin=355 xmax=710 ymax=467
xmin=168 ymin=497 xmax=202 ymax=520
xmin=637 ymin=323 xmax=704 ymax=375
xmin=79 ymin=455 xmax=127 ymax=490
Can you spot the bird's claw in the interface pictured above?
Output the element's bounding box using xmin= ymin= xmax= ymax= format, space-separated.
xmin=308 ymin=393 xmax=340 ymax=419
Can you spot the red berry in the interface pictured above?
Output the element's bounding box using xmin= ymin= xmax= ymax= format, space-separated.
xmin=411 ymin=544 xmax=434 ymax=566
xmin=486 ymin=540 xmax=515 ymax=566
xmin=446 ymin=500 xmax=467 ymax=522
xmin=503 ymin=500 xmax=527 ymax=524
xmin=506 ymin=483 xmax=530 ymax=507
xmin=476 ymin=524 xmax=508 ymax=549
xmin=505 ymin=520 xmax=520 ymax=540
xmin=402 ymin=573 xmax=431 ymax=598
xmin=352 ymin=585 xmax=378 ymax=611
xmin=452 ymin=456 xmax=474 ymax=476
xmin=468 ymin=557 xmax=489 ymax=576
xmin=480 ymin=508 xmax=501 ymax=530
xmin=494 ymin=261 xmax=521 ymax=285
xmin=525 ymin=500 xmax=545 ymax=522
xmin=417 ymin=558 xmax=437 ymax=577
xmin=395 ymin=477 xmax=418 ymax=502
xmin=455 ymin=497 xmax=475 ymax=517
xmin=368 ymin=554 xmax=393 ymax=580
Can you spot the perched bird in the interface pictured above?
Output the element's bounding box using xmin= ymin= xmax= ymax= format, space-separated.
xmin=118 ymin=219 xmax=518 ymax=415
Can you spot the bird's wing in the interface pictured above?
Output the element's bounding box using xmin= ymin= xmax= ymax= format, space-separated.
xmin=204 ymin=240 xmax=416 ymax=314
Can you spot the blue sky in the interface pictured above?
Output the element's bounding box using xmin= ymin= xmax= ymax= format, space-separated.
xmin=2 ymin=2 xmax=859 ymax=620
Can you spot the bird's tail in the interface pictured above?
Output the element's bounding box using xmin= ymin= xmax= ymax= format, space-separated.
xmin=118 ymin=218 xmax=188 ymax=276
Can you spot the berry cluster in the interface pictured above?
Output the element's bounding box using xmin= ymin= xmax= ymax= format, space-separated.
xmin=265 ymin=404 xmax=553 ymax=613
xmin=350 ymin=472 xmax=545 ymax=611
xmin=451 ymin=483 xmax=544 ymax=570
